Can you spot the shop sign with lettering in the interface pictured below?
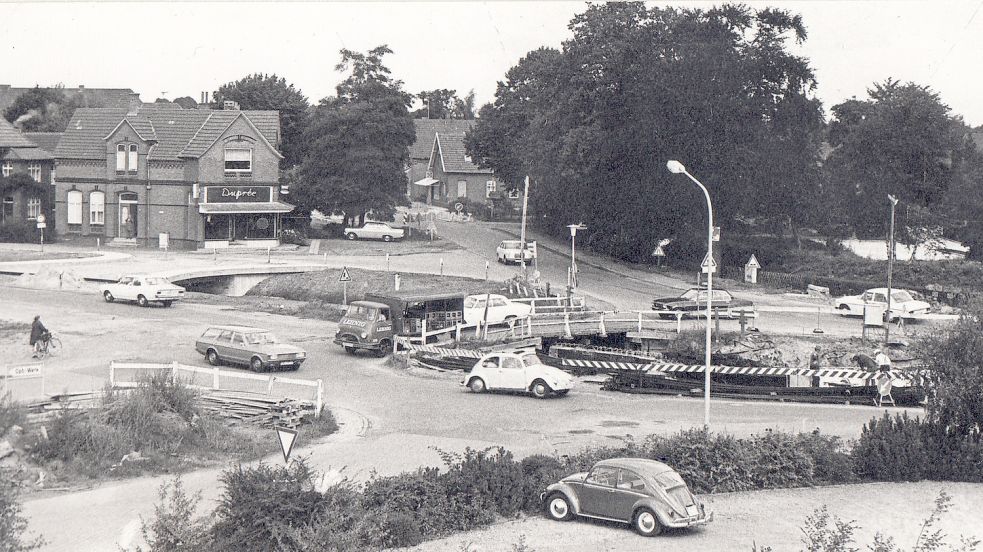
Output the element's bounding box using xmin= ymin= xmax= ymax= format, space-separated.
xmin=204 ymin=186 xmax=272 ymax=203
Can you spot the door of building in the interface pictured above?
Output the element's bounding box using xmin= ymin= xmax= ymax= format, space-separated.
xmin=118 ymin=192 xmax=138 ymax=239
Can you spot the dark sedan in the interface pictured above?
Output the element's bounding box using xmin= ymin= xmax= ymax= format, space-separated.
xmin=652 ymin=288 xmax=755 ymax=319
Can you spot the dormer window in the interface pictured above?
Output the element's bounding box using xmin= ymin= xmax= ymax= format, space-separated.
xmin=116 ymin=144 xmax=138 ymax=175
xmin=225 ymin=148 xmax=252 ymax=178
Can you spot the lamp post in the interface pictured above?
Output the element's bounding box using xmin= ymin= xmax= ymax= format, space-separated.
xmin=666 ymin=160 xmax=715 ymax=430
xmin=886 ymin=194 xmax=899 ymax=344
xmin=567 ymin=224 xmax=586 ymax=289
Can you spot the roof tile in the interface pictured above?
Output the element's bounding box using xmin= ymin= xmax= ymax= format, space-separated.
xmin=411 ymin=119 xmax=475 ymax=160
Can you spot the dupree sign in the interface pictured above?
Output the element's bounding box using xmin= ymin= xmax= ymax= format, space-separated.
xmin=203 ymin=186 xmax=272 ymax=203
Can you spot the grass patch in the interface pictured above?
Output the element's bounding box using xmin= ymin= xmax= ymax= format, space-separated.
xmin=0 ymin=251 xmax=97 ymax=262
xmin=247 ymin=268 xmax=508 ymax=304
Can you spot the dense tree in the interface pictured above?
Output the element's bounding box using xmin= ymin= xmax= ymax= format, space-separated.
xmin=826 ymin=80 xmax=967 ymax=237
xmin=2 ymin=86 xmax=84 ymax=132
xmin=919 ymin=300 xmax=983 ymax=439
xmin=212 ymin=74 xmax=310 ymax=168
xmin=172 ymin=96 xmax=199 ymax=110
xmin=297 ymin=46 xmax=414 ymax=226
xmin=413 ymin=89 xmax=457 ymax=119
xmin=466 ymin=3 xmax=825 ymax=260
xmin=452 ymin=89 xmax=477 ymax=120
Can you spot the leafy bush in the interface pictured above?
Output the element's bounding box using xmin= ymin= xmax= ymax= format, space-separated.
xmin=279 ymin=228 xmax=310 ymax=246
xmin=852 ymin=413 xmax=932 ymax=481
xmin=0 ymin=220 xmax=44 ymax=244
xmin=211 ymin=461 xmax=327 ymax=552
xmin=0 ymin=392 xmax=26 ymax=438
xmin=136 ymin=477 xmax=213 ymax=552
xmin=0 ymin=469 xmax=44 ymax=551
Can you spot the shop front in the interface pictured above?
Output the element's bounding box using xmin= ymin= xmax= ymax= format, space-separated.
xmin=198 ymin=185 xmax=294 ymax=248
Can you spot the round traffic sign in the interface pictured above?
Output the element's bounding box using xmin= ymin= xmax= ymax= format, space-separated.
xmin=36 ymin=214 xmax=46 ymax=223
xmin=454 ymin=202 xmax=464 ymax=213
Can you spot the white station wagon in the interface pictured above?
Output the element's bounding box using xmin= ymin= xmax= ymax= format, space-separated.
xmin=834 ymin=288 xmax=931 ymax=321
xmin=462 ymin=351 xmax=573 ymax=399
xmin=463 ymin=294 xmax=533 ymax=325
xmin=101 ymin=275 xmax=185 ymax=307
xmin=344 ymin=222 xmax=405 ymax=242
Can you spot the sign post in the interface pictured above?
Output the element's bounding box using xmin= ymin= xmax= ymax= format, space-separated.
xmin=339 ymin=266 xmax=352 ymax=305
xmin=274 ymin=426 xmax=298 ymax=465
xmin=744 ymin=254 xmax=760 ymax=284
xmin=36 ymin=214 xmax=46 ymax=253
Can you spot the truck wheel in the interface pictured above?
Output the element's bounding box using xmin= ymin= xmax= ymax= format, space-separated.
xmin=375 ymin=340 xmax=392 ymax=357
xmin=346 ymin=232 xmax=358 ymax=240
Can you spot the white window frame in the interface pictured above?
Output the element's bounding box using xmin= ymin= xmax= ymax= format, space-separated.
xmin=457 ymin=180 xmax=467 ymax=198
xmin=27 ymin=197 xmax=41 ymax=219
xmin=90 ymin=191 xmax=105 ymax=225
xmin=116 ymin=144 xmax=127 ymax=172
xmin=67 ymin=190 xmax=83 ymax=225
xmin=1 ymin=162 xmax=11 ymax=178
xmin=224 ymin=148 xmax=253 ymax=176
xmin=485 ymin=180 xmax=497 ymax=198
xmin=127 ymin=144 xmax=138 ymax=174
xmin=28 ymin=163 xmax=42 ymax=183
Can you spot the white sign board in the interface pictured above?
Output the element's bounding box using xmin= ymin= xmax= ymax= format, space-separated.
xmin=275 ymin=426 xmax=298 ymax=464
xmin=159 ymin=233 xmax=169 ymax=249
xmin=864 ymin=304 xmax=887 ymax=326
xmin=8 ymin=364 xmax=42 ymax=378
xmin=701 ymin=252 xmax=717 ymax=274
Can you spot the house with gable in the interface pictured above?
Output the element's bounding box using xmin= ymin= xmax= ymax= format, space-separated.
xmin=0 ymin=117 xmax=55 ymax=226
xmin=53 ymin=103 xmax=291 ymax=249
xmin=407 ymin=119 xmax=507 ymax=206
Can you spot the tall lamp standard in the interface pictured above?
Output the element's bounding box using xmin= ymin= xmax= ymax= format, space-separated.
xmin=666 ymin=160 xmax=715 ymax=429
xmin=885 ymin=194 xmax=899 ymax=344
xmin=567 ymin=223 xmax=586 ymax=290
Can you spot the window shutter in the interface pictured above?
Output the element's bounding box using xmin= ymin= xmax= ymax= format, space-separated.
xmin=67 ymin=190 xmax=83 ymax=224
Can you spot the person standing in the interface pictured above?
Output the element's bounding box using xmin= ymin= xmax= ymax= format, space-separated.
xmin=29 ymin=315 xmax=48 ymax=358
xmin=875 ymin=348 xmax=892 ymax=373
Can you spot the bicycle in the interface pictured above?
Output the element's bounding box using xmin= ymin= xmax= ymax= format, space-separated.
xmin=35 ymin=332 xmax=61 ymax=360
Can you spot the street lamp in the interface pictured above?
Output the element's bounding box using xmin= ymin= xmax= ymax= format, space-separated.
xmin=886 ymin=194 xmax=899 ymax=343
xmin=666 ymin=160 xmax=715 ymax=430
xmin=567 ymin=223 xmax=586 ymax=290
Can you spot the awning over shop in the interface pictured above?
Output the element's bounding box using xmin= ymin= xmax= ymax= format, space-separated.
xmin=414 ymin=177 xmax=439 ymax=186
xmin=198 ymin=201 xmax=295 ymax=214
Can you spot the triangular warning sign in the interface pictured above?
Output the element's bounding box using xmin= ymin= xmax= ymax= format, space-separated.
xmin=745 ymin=254 xmax=760 ymax=269
xmin=275 ymin=426 xmax=299 ymax=464
xmin=652 ymin=245 xmax=665 ymax=257
xmin=339 ymin=266 xmax=352 ymax=282
xmin=701 ymin=253 xmax=717 ymax=268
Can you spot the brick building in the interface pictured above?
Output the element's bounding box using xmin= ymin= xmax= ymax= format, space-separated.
xmin=407 ymin=119 xmax=508 ymax=206
xmin=0 ymin=117 xmax=55 ymax=226
xmin=53 ymin=103 xmax=291 ymax=249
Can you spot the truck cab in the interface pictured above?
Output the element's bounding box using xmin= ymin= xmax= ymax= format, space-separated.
xmin=334 ymin=301 xmax=394 ymax=357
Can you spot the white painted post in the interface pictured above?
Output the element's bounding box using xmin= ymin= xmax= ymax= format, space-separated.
xmin=171 ymin=361 xmax=179 ymax=385
xmin=267 ymin=374 xmax=275 ymax=395
xmin=440 ymin=257 xmax=444 ymax=276
xmin=109 ymin=361 xmax=115 ymax=387
xmin=386 ymin=253 xmax=390 ymax=272
xmin=213 ymin=366 xmax=220 ymax=389
xmin=676 ymin=312 xmax=683 ymax=334
xmin=599 ymin=312 xmax=607 ymax=337
xmin=455 ymin=323 xmax=461 ymax=342
xmin=315 ymin=379 xmax=324 ymax=418
xmin=420 ymin=318 xmax=427 ymax=344
xmin=485 ymin=261 xmax=489 ymax=281
xmin=475 ymin=319 xmax=482 ymax=338
xmin=564 ymin=312 xmax=572 ymax=339
xmin=527 ymin=316 xmax=533 ymax=337
xmin=267 ymin=246 xmax=271 ymax=263
xmin=323 ymin=252 xmax=327 ymax=265
xmin=638 ymin=312 xmax=643 ymax=332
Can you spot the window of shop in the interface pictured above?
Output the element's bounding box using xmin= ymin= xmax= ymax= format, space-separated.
xmin=1 ymin=162 xmax=11 ymax=177
xmin=28 ymin=163 xmax=42 ymax=182
xmin=2 ymin=197 xmax=13 ymax=220
xmin=457 ymin=180 xmax=467 ymax=198
xmin=90 ymin=191 xmax=105 ymax=227
xmin=224 ymin=148 xmax=252 ymax=177
xmin=67 ymin=190 xmax=83 ymax=231
xmin=204 ymin=214 xmax=231 ymax=241
xmin=27 ymin=197 xmax=41 ymax=219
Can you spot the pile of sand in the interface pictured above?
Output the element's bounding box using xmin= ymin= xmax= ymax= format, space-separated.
xmin=13 ymin=266 xmax=85 ymax=290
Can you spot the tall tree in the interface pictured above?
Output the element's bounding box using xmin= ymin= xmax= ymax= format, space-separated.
xmin=413 ymin=89 xmax=457 ymax=119
xmin=467 ymin=3 xmax=824 ymax=259
xmin=452 ymin=89 xmax=477 ymax=120
xmin=826 ymin=80 xmax=964 ymax=237
xmin=212 ymin=74 xmax=310 ymax=168
xmin=297 ymin=46 xmax=414 ymax=226
xmin=2 ymin=86 xmax=84 ymax=132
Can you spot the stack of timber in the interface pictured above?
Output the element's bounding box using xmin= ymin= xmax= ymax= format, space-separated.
xmin=200 ymin=391 xmax=313 ymax=428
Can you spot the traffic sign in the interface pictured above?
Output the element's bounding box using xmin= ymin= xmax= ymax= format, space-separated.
xmin=701 ymin=252 xmax=717 ymax=274
xmin=274 ymin=426 xmax=298 ymax=464
xmin=712 ymin=226 xmax=721 ymax=242
xmin=36 ymin=222 xmax=46 ymax=229
xmin=652 ymin=245 xmax=665 ymax=257
xmin=454 ymin=202 xmax=464 ymax=213
xmin=339 ymin=266 xmax=352 ymax=282
xmin=745 ymin=254 xmax=760 ymax=269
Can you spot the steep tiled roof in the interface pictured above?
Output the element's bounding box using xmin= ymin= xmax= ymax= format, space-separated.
xmin=55 ymin=106 xmax=281 ymax=161
xmin=0 ymin=117 xmax=38 ymax=148
xmin=2 ymin=147 xmax=53 ymax=161
xmin=411 ymin=119 xmax=475 ymax=160
xmin=434 ymin=131 xmax=492 ymax=174
xmin=23 ymin=132 xmax=62 ymax=154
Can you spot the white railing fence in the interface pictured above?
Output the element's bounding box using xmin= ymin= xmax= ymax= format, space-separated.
xmin=109 ymin=361 xmax=324 ymax=417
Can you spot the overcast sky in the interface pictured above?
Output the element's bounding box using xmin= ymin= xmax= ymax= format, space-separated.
xmin=3 ymin=1 xmax=982 ymax=125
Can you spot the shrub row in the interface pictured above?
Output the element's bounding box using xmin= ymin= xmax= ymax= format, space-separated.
xmin=0 ymin=220 xmax=44 ymax=244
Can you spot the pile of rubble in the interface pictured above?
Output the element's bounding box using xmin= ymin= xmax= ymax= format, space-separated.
xmin=200 ymin=391 xmax=313 ymax=429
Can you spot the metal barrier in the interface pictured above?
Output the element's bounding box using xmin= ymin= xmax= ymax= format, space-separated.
xmin=108 ymin=361 xmax=324 ymax=417
xmin=0 ymin=362 xmax=45 ymax=402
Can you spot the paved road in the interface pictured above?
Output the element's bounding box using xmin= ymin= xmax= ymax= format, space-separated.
xmin=1 ymin=283 xmax=928 ymax=552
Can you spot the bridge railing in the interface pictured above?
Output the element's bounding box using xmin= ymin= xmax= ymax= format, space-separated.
xmin=511 ymin=296 xmax=587 ymax=314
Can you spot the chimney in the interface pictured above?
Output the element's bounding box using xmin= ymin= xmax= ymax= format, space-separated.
xmin=205 ymin=91 xmax=210 ymax=104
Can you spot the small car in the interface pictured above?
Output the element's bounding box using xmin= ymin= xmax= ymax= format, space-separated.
xmin=542 ymin=458 xmax=712 ymax=536
xmin=834 ymin=288 xmax=930 ymax=321
xmin=462 ymin=351 xmax=572 ymax=398
xmin=101 ymin=275 xmax=185 ymax=307
xmin=195 ymin=325 xmax=306 ymax=372
xmin=344 ymin=221 xmax=405 ymax=242
xmin=463 ymin=294 xmax=533 ymax=325
xmin=652 ymin=288 xmax=755 ymax=319
xmin=496 ymin=240 xmax=535 ymax=264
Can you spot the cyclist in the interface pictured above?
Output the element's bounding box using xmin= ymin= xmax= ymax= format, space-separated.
xmin=30 ymin=315 xmax=49 ymax=358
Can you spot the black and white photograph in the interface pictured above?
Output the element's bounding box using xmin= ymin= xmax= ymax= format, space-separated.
xmin=1 ymin=2 xmax=982 ymax=551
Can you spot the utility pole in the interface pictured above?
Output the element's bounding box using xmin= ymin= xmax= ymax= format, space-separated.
xmin=519 ymin=176 xmax=530 ymax=280
xmin=886 ymin=194 xmax=898 ymax=343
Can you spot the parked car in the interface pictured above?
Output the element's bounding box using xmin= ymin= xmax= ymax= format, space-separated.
xmin=496 ymin=240 xmax=535 ymax=264
xmin=834 ymin=288 xmax=930 ymax=321
xmin=101 ymin=275 xmax=185 ymax=307
xmin=344 ymin=222 xmax=405 ymax=242
xmin=195 ymin=325 xmax=306 ymax=372
xmin=463 ymin=294 xmax=533 ymax=325
xmin=542 ymin=458 xmax=712 ymax=536
xmin=462 ymin=351 xmax=572 ymax=398
xmin=651 ymin=288 xmax=754 ymax=319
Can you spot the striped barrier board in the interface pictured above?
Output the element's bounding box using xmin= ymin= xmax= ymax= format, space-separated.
xmin=559 ymin=358 xmax=912 ymax=382
xmin=397 ymin=343 xmax=484 ymax=358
